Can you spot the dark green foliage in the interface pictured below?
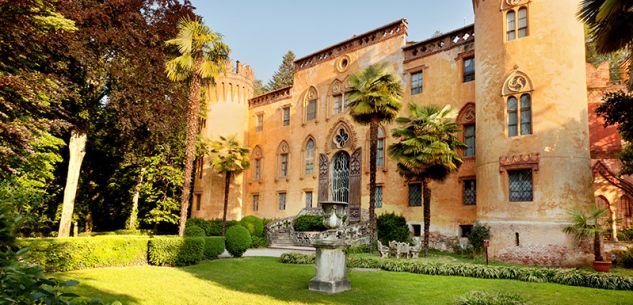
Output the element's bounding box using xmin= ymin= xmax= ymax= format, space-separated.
xmin=618 ymin=228 xmax=633 ymax=241
xmin=279 ymin=252 xmax=316 ymax=264
xmin=148 ymin=237 xmax=205 ymax=266
xmin=184 ymin=225 xmax=205 ymax=237
xmin=225 ymin=225 xmax=251 ymax=257
xmin=203 ymin=237 xmax=225 ymax=259
xmin=455 ymin=291 xmax=527 ymax=305
xmin=377 ymin=213 xmax=411 ymax=244
xmin=186 ymin=218 xmax=213 ymax=236
xmin=251 ymin=236 xmax=269 ymax=248
xmin=467 ymin=223 xmax=491 ymax=254
xmin=346 ymin=244 xmax=370 ymax=254
xmin=18 ymin=236 xmax=149 ymax=272
xmin=265 ymin=51 xmax=295 ymax=91
xmin=596 ymin=91 xmax=633 ymax=175
xmin=240 ymin=215 xmax=264 ymax=237
xmin=621 ymin=248 xmax=633 ymax=268
xmin=281 ymin=254 xmax=633 ymax=291
xmin=293 ymin=215 xmax=326 ymax=232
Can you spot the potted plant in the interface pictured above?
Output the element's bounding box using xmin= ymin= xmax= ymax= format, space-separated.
xmin=563 ymin=206 xmax=611 ymax=272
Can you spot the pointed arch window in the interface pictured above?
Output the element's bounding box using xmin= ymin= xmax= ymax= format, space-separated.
xmin=277 ymin=141 xmax=289 ymax=178
xmin=251 ymin=146 xmax=263 ymax=181
xmin=305 ymin=87 xmax=318 ymax=121
xmin=305 ymin=138 xmax=315 ymax=175
xmin=503 ymin=71 xmax=533 ymax=137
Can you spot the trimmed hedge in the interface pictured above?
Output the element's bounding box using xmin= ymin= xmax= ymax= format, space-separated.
xmin=280 ymin=253 xmax=633 ymax=291
xmin=377 ymin=213 xmax=411 ymax=244
xmin=293 ymin=215 xmax=326 ymax=232
xmin=225 ymin=225 xmax=251 ymax=257
xmin=19 ymin=236 xmax=149 ymax=272
xmin=148 ymin=236 xmax=205 ymax=266
xmin=204 ymin=236 xmax=225 ymax=258
xmin=240 ymin=216 xmax=264 ymax=237
xmin=455 ymin=291 xmax=527 ymax=305
xmin=184 ymin=225 xmax=206 ymax=237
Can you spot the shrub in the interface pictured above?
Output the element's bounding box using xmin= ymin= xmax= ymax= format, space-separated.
xmin=240 ymin=215 xmax=264 ymax=237
xmin=225 ymin=225 xmax=252 ymax=257
xmin=618 ymin=228 xmax=633 ymax=241
xmin=186 ymin=218 xmax=213 ymax=236
xmin=346 ymin=244 xmax=370 ymax=254
xmin=281 ymin=254 xmax=633 ymax=291
xmin=184 ymin=225 xmax=206 ymax=237
xmin=19 ymin=236 xmax=149 ymax=272
xmin=207 ymin=219 xmax=239 ymax=236
xmin=293 ymin=215 xmax=326 ymax=232
xmin=621 ymin=248 xmax=633 ymax=269
xmin=467 ymin=223 xmax=490 ymax=254
xmin=251 ymin=236 xmax=269 ymax=248
xmin=377 ymin=213 xmax=410 ymax=244
xmin=455 ymin=291 xmax=527 ymax=305
xmin=279 ymin=252 xmax=316 ymax=264
xmin=203 ymin=237 xmax=225 ymax=258
xmin=148 ymin=236 xmax=205 ymax=266
xmin=114 ymin=229 xmax=141 ymax=235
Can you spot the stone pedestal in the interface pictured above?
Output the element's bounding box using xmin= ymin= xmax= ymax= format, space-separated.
xmin=309 ymin=239 xmax=350 ymax=294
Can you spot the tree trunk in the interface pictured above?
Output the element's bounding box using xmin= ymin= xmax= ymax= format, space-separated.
xmin=222 ymin=172 xmax=231 ymax=236
xmin=368 ymin=119 xmax=378 ymax=254
xmin=85 ymin=211 xmax=93 ymax=233
xmin=422 ymin=179 xmax=431 ymax=257
xmin=594 ymin=231 xmax=604 ymax=261
xmin=127 ymin=167 xmax=145 ymax=230
xmin=178 ymin=56 xmax=203 ymax=237
xmin=58 ymin=129 xmax=87 ymax=238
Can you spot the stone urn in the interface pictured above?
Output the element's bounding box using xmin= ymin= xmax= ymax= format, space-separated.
xmin=308 ymin=201 xmax=351 ymax=294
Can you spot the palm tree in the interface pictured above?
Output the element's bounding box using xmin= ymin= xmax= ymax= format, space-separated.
xmin=388 ymin=104 xmax=466 ymax=257
xmin=165 ymin=18 xmax=229 ymax=236
xmin=347 ymin=64 xmax=402 ymax=254
xmin=208 ymin=136 xmax=250 ymax=235
xmin=563 ymin=206 xmax=608 ymax=262
xmin=579 ymin=0 xmax=633 ymax=89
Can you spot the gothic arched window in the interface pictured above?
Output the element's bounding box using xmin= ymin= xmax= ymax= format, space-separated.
xmin=503 ymin=70 xmax=533 ymax=137
xmin=305 ymin=138 xmax=315 ymax=175
xmin=252 ymin=146 xmax=263 ymax=181
xmin=277 ymin=141 xmax=289 ymax=178
xmin=305 ymin=87 xmax=318 ymax=122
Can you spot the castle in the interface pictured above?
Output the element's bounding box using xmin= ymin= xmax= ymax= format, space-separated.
xmin=192 ymin=0 xmax=633 ymax=265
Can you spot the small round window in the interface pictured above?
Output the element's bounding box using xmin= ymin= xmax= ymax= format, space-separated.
xmin=336 ymin=56 xmax=351 ymax=72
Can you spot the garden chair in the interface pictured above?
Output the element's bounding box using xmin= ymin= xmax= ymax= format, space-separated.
xmin=409 ymin=240 xmax=421 ymax=258
xmin=396 ymin=242 xmax=410 ymax=258
xmin=377 ymin=240 xmax=390 ymax=258
xmin=388 ymin=241 xmax=398 ymax=257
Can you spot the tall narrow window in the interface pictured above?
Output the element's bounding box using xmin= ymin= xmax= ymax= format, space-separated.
xmin=305 ymin=191 xmax=313 ymax=208
xmin=520 ymin=94 xmax=532 ymax=135
xmin=376 ymin=127 xmax=385 ymax=167
xmin=508 ymin=169 xmax=533 ymax=202
xmin=333 ymin=94 xmax=343 ymax=114
xmin=256 ymin=114 xmax=263 ymax=132
xmin=252 ymin=194 xmax=259 ymax=211
xmin=282 ymin=107 xmax=290 ymax=126
xmin=305 ymin=138 xmax=315 ymax=175
xmin=506 ymin=11 xmax=516 ymax=41
xmin=518 ymin=8 xmax=528 ymax=38
xmin=375 ymin=186 xmax=383 ymax=208
xmin=463 ymin=179 xmax=476 ymax=205
xmin=463 ymin=57 xmax=475 ymax=82
xmin=464 ymin=125 xmax=475 ymax=157
xmin=280 ymin=153 xmax=288 ymax=177
xmin=196 ymin=157 xmax=204 ymax=179
xmin=195 ymin=194 xmax=201 ymax=211
xmin=307 ymin=99 xmax=317 ymax=121
xmin=507 ymin=97 xmax=518 ymax=137
xmin=254 ymin=159 xmax=261 ymax=180
xmin=343 ymin=92 xmax=351 ymax=111
xmin=408 ymin=183 xmax=422 ymax=207
xmin=278 ymin=192 xmax=286 ymax=210
xmin=411 ymin=71 xmax=423 ymax=95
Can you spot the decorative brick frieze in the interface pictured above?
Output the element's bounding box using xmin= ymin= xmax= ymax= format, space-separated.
xmin=499 ymin=153 xmax=540 ymax=172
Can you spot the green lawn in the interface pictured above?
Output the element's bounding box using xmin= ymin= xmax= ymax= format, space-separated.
xmin=57 ymin=257 xmax=633 ymax=305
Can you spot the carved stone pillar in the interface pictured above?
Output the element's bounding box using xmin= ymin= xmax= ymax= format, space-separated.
xmin=318 ymin=154 xmax=329 ymax=205
xmin=348 ymin=148 xmax=362 ymax=223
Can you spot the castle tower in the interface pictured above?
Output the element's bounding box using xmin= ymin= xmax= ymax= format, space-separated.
xmin=473 ymin=0 xmax=594 ymax=265
xmin=191 ymin=60 xmax=254 ymax=221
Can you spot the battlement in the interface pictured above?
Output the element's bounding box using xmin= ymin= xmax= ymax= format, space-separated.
xmin=403 ymin=24 xmax=474 ymax=62
xmin=248 ymin=86 xmax=292 ymax=108
xmin=294 ymin=19 xmax=408 ymax=71
xmin=223 ymin=60 xmax=254 ymax=81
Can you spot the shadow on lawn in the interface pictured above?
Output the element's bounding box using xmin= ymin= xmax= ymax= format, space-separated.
xmin=57 ymin=275 xmax=139 ymax=305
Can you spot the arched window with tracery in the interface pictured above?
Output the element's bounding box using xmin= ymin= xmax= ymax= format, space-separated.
xmin=305 ymin=137 xmax=315 ymax=176
xmin=502 ymin=70 xmax=533 ymax=137
xmin=457 ymin=103 xmax=476 ymax=157
xmin=251 ymin=146 xmax=263 ymax=181
xmin=277 ymin=141 xmax=289 ymax=178
xmin=503 ymin=1 xmax=529 ymax=41
xmin=305 ymin=87 xmax=318 ymax=122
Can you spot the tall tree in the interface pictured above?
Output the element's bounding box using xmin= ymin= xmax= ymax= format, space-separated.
xmin=596 ymin=91 xmax=633 ymax=175
xmin=165 ymin=18 xmax=230 ymax=236
xmin=388 ymin=104 xmax=465 ymax=257
xmin=347 ymin=64 xmax=402 ymax=254
xmin=579 ymin=0 xmax=633 ymax=89
xmin=266 ymin=50 xmax=295 ymax=91
xmin=208 ymin=136 xmax=250 ymax=235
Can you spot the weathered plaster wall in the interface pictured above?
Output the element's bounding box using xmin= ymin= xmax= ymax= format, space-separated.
xmin=474 ymin=0 xmax=594 ymax=264
xmin=191 ymin=61 xmax=254 ymax=220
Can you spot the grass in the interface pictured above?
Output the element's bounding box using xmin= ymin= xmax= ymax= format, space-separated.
xmin=56 ymin=257 xmax=633 ymax=305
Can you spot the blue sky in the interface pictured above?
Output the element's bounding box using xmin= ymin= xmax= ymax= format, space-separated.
xmin=191 ymin=1 xmax=474 ymax=83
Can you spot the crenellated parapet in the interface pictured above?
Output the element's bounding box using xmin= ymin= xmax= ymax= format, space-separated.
xmin=208 ymin=60 xmax=255 ymax=105
xmin=294 ymin=19 xmax=408 ymax=71
xmin=248 ymin=86 xmax=292 ymax=108
xmin=403 ymin=24 xmax=474 ymax=63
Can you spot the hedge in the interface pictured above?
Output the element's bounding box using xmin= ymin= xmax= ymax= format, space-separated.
xmin=203 ymin=236 xmax=225 ymax=258
xmin=293 ymin=215 xmax=326 ymax=232
xmin=184 ymin=225 xmax=206 ymax=237
xmin=279 ymin=253 xmax=633 ymax=291
xmin=240 ymin=216 xmax=264 ymax=237
xmin=455 ymin=291 xmax=527 ymax=305
xmin=225 ymin=225 xmax=251 ymax=257
xmin=19 ymin=236 xmax=149 ymax=272
xmin=148 ymin=236 xmax=205 ymax=266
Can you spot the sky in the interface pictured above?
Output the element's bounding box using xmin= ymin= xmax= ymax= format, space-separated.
xmin=191 ymin=1 xmax=474 ymax=83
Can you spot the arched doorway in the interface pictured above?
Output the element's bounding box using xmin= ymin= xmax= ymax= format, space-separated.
xmin=331 ymin=151 xmax=350 ymax=202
